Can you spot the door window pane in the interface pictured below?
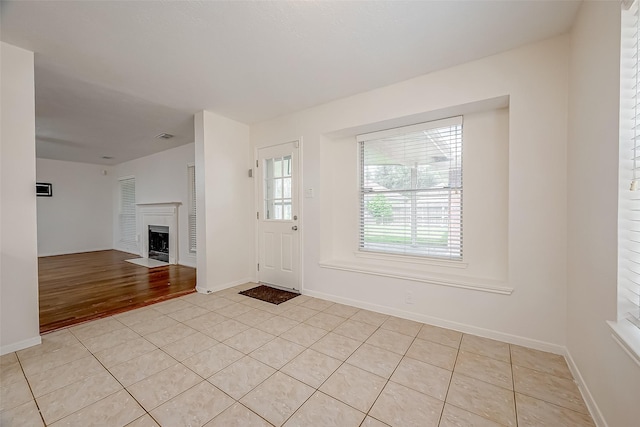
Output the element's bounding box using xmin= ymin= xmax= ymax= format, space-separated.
xmin=264 ymin=155 xmax=293 ymax=220
xmin=274 ymin=159 xmax=282 ymax=178
xmin=283 ymin=177 xmax=291 ymax=198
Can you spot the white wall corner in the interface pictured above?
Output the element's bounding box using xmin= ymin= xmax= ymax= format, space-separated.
xmin=196 ymin=110 xmax=253 ymax=292
xmin=0 ymin=336 xmax=42 ymax=356
xmin=196 ymin=277 xmax=255 ymax=295
xmin=1 ymin=42 xmax=40 ymax=353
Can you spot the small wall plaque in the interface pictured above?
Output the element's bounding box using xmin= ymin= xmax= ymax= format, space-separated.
xmin=36 ymin=182 xmax=52 ymax=197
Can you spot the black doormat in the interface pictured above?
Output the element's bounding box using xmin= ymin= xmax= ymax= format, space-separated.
xmin=239 ymin=285 xmax=299 ymax=305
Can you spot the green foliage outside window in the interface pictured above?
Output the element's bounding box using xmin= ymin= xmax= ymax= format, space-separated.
xmin=366 ymin=194 xmax=393 ymax=224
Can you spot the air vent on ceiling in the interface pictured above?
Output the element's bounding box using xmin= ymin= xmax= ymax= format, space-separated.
xmin=155 ymin=133 xmax=174 ymax=140
xmin=102 ymin=156 xmax=114 ymax=160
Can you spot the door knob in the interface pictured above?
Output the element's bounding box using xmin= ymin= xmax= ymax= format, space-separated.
xmin=292 ymin=226 xmax=298 ymax=231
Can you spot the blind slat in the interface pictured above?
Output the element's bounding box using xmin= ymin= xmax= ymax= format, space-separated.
xmin=359 ymin=117 xmax=463 ymax=260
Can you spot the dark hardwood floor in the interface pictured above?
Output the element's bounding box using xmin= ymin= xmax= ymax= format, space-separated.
xmin=38 ymin=250 xmax=196 ymax=333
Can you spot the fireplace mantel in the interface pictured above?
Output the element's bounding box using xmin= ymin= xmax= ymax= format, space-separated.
xmin=138 ymin=203 xmax=179 ymax=264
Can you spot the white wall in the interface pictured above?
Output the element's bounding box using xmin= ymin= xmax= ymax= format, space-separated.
xmin=251 ymin=36 xmax=570 ymax=349
xmin=567 ymin=2 xmax=640 ymax=426
xmin=112 ymin=143 xmax=196 ymax=267
xmin=195 ymin=110 xmax=253 ymax=293
xmin=36 ymin=159 xmax=113 ymax=256
xmin=0 ymin=43 xmax=41 ymax=354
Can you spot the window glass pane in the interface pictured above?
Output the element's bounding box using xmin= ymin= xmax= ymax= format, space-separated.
xmin=266 ymin=177 xmax=274 ymax=199
xmin=265 ymin=158 xmax=274 ymax=179
xmin=359 ymin=119 xmax=463 ymax=260
xmin=263 ymin=155 xmax=293 ymax=221
xmin=363 ymin=164 xmax=411 ymax=191
xmin=283 ymin=177 xmax=291 ymax=198
xmin=274 ymin=158 xmax=283 ymax=178
xmin=283 ymin=156 xmax=292 ymax=177
xmin=265 ymin=199 xmax=274 ymax=219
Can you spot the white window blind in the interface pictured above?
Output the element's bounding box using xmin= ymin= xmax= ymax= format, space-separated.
xmin=358 ymin=117 xmax=463 ymax=260
xmin=118 ymin=177 xmax=137 ymax=253
xmin=620 ymin=0 xmax=640 ymax=330
xmin=188 ymin=165 xmax=197 ymax=253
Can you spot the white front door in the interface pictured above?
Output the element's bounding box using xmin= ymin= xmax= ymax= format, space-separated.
xmin=257 ymin=141 xmax=300 ymax=291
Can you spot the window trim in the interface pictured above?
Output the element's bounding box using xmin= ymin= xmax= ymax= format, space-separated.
xmin=614 ymin=0 xmax=640 ymax=362
xmin=607 ymin=320 xmax=640 ymax=367
xmin=357 ymin=116 xmax=464 ymax=261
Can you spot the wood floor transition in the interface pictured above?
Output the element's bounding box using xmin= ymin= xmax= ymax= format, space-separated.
xmin=38 ymin=250 xmax=196 ymax=333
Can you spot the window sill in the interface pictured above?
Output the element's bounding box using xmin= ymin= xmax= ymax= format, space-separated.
xmin=607 ymin=320 xmax=640 ymax=367
xmin=354 ymin=250 xmax=468 ymax=269
xmin=318 ymin=259 xmax=512 ymax=295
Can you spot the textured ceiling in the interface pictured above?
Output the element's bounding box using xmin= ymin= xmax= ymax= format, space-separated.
xmin=0 ymin=1 xmax=581 ymax=165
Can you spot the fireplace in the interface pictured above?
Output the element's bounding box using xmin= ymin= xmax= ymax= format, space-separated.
xmin=137 ymin=202 xmax=180 ymax=265
xmin=148 ymin=225 xmax=169 ymax=262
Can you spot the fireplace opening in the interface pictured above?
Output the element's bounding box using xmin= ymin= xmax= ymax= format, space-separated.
xmin=149 ymin=225 xmax=169 ymax=263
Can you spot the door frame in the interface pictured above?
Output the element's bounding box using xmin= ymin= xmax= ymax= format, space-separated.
xmin=254 ymin=139 xmax=304 ymax=293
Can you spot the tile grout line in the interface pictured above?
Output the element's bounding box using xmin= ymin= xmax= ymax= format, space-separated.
xmin=185 ymin=292 xmax=313 ymax=426
xmin=437 ymin=334 xmax=462 ymax=427
xmin=130 ymin=302 xmax=218 ymax=424
xmin=445 ymin=334 xmax=516 ymax=426
xmin=251 ymin=302 xmax=361 ymax=426
xmin=511 ymin=345 xmax=519 ymax=427
xmin=37 ymin=323 xmax=135 ymax=425
xmin=69 ymin=320 xmax=153 ymax=426
xmin=14 ymin=351 xmax=47 ymax=426
xmin=362 ymin=327 xmax=420 ymax=427
xmin=230 ymin=297 xmax=371 ymax=425
xmin=174 ymin=293 xmax=280 ymax=426
xmin=111 ymin=299 xmax=246 ymax=426
xmin=119 ymin=300 xmax=220 ymax=426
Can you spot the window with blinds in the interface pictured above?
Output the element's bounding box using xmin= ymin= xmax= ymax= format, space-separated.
xmin=358 ymin=117 xmax=463 ymax=260
xmin=620 ymin=0 xmax=640 ymax=330
xmin=188 ymin=165 xmax=197 ymax=254
xmin=118 ymin=177 xmax=137 ymax=253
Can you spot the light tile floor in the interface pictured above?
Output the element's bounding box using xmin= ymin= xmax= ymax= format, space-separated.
xmin=0 ymin=283 xmax=595 ymax=427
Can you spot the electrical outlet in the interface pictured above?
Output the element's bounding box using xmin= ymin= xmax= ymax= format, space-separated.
xmin=405 ymin=291 xmax=414 ymax=304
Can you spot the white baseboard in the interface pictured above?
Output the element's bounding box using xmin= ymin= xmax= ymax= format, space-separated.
xmin=113 ymin=247 xmax=141 ymax=256
xmin=564 ymin=349 xmax=607 ymax=427
xmin=38 ymin=247 xmax=114 ymax=257
xmin=302 ymin=289 xmax=607 ymax=424
xmin=302 ymin=288 xmax=566 ymax=355
xmin=196 ymin=277 xmax=254 ymax=294
xmin=1 ymin=335 xmax=42 ymax=356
